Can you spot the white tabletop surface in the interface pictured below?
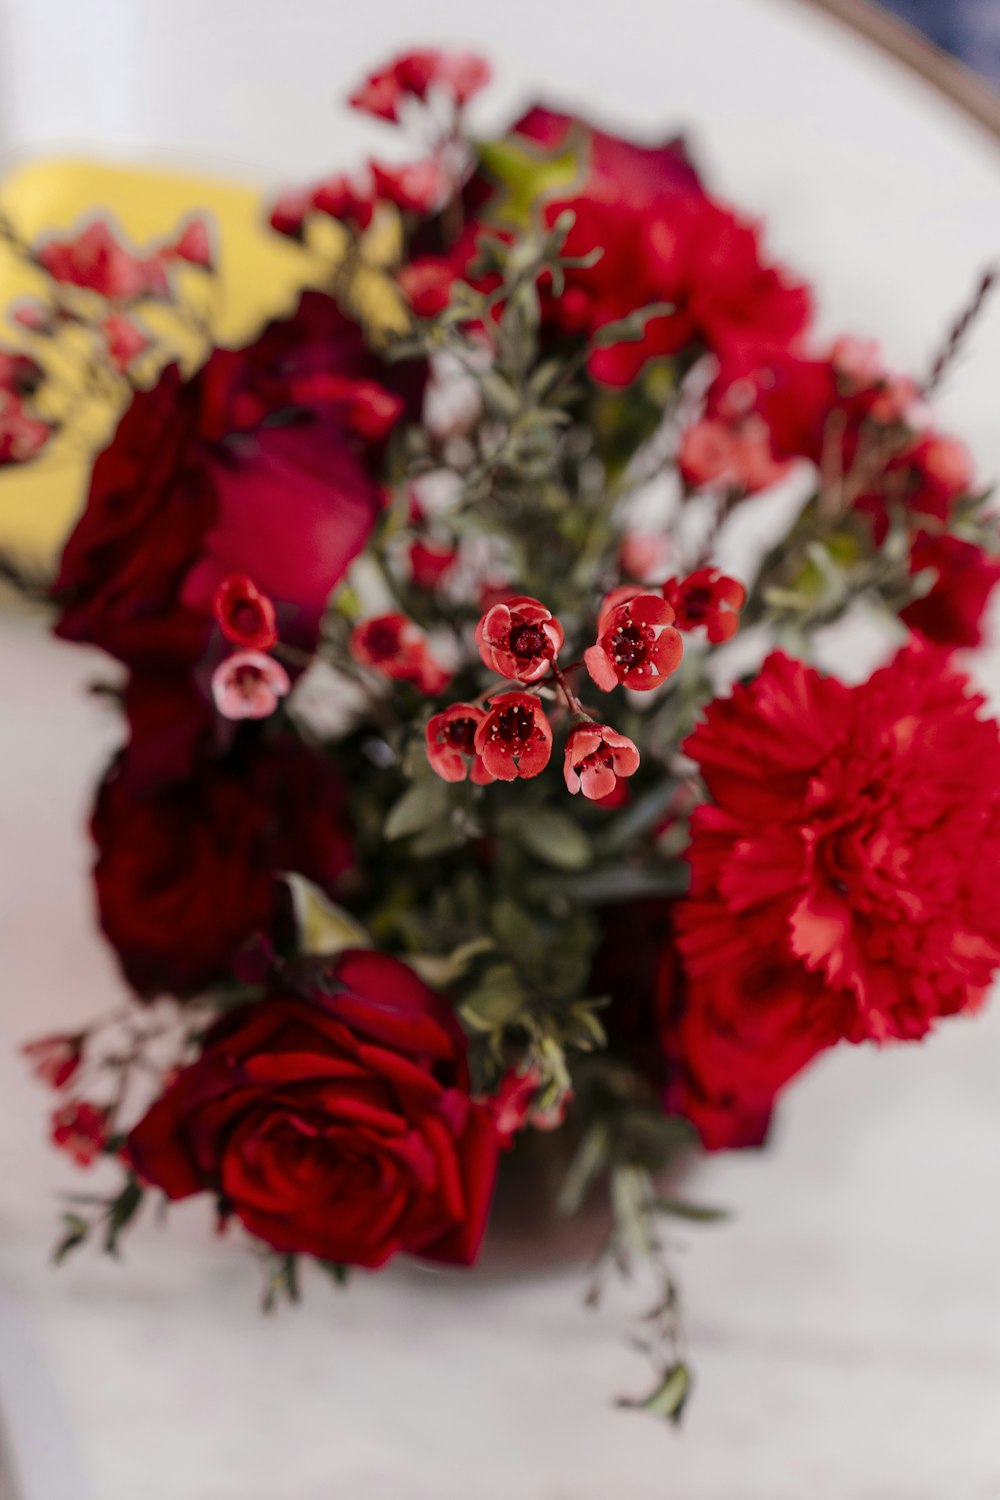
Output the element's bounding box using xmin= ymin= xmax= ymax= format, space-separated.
xmin=2 ymin=1 xmax=1000 ymax=1496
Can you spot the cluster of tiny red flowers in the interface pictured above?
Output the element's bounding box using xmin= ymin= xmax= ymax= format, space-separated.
xmin=210 ymin=575 xmax=291 ymax=720
xmin=420 ymin=574 xmax=745 ymax=799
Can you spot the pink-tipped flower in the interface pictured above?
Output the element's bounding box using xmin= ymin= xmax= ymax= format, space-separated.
xmin=585 ymin=591 xmax=682 ymax=692
xmin=426 ymin=703 xmax=493 ymax=784
xmin=663 ymin=568 xmax=746 ymax=644
xmin=564 ymin=724 xmax=640 ymax=801
xmin=350 ymin=613 xmax=451 ymax=695
xmin=101 ymin=313 xmax=152 ymax=372
xmin=212 ymin=574 xmax=278 ymax=651
xmin=475 ymin=596 xmax=564 ymax=683
xmin=22 ymin=1032 xmax=85 ymax=1090
xmin=474 ymin=692 xmax=552 ymax=781
xmin=487 ymin=1064 xmax=569 ymax=1146
xmin=211 ymin=650 xmax=290 ymax=721
xmin=51 ymin=1100 xmax=109 ymax=1167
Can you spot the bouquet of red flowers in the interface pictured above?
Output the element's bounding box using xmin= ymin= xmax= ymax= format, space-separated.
xmin=9 ymin=47 xmax=1000 ymax=1417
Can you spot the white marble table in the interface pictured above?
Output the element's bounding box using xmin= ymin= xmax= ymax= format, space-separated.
xmin=2 ymin=0 xmax=1000 ymax=1495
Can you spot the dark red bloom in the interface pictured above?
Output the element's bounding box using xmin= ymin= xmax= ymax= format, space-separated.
xmin=0 ymin=349 xmax=44 ymax=395
xmin=902 ymin=532 xmax=1000 ymax=649
xmin=51 ymin=1100 xmax=108 ymax=1167
xmin=669 ymin=646 xmax=1000 ymax=1147
xmin=350 ymin=614 xmax=451 ymax=695
xmin=92 ymin=735 xmax=353 ymax=999
xmin=474 ymin=692 xmax=552 ymax=781
xmin=213 ymin=574 xmax=278 ymax=651
xmin=22 ymin=1033 xmax=85 ymax=1089
xmin=585 ymin=590 xmax=682 ymax=691
xmin=426 ymin=703 xmax=492 ymax=784
xmin=53 ymin=292 xmax=416 ymax=676
xmin=663 ymin=569 xmax=746 ymax=643
xmin=475 ymin=595 xmax=563 ymax=683
xmin=127 ymin=951 xmax=500 ymax=1268
xmin=564 ymin=724 xmax=640 ymax=800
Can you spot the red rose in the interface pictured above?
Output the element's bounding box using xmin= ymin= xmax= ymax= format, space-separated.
xmin=93 ymin=734 xmax=353 ymax=999
xmin=127 ymin=951 xmax=499 ymax=1268
xmin=54 ymin=292 xmax=418 ymax=673
xmin=669 ymin=646 xmax=1000 ymax=1146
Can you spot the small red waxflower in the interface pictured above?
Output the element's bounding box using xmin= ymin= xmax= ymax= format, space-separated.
xmin=663 ymin=569 xmax=746 ymax=643
xmin=584 ymin=591 xmax=682 ymax=692
xmin=350 ymin=49 xmax=491 ymax=122
xmin=564 ymin=724 xmax=640 ymax=800
xmin=22 ymin=1032 xmax=85 ymax=1089
xmin=211 ymin=650 xmax=291 ymax=721
xmin=169 ymin=218 xmax=213 ymax=268
xmin=474 ymin=693 xmax=552 ymax=781
xmin=426 ymin=703 xmax=493 ymax=784
xmin=212 ymin=574 xmax=278 ymax=651
xmin=410 ymin=539 xmax=457 ymax=590
xmin=351 ymin=613 xmax=451 ymax=695
xmin=101 ymin=313 xmax=152 ymax=372
xmin=371 ymin=158 xmax=450 ymax=215
xmin=475 ymin=596 xmax=564 ymax=683
xmin=51 ymin=1100 xmax=109 ymax=1167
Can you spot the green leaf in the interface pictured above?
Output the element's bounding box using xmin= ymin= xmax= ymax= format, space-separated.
xmin=103 ymin=1176 xmax=143 ymax=1257
xmin=557 ymin=1122 xmax=611 ymax=1216
xmin=318 ymin=1260 xmax=351 ymax=1288
xmin=283 ymin=873 xmax=370 ymax=956
xmin=515 ymin=809 xmax=592 ymax=871
xmin=653 ymin=1198 xmax=729 ymax=1224
xmin=53 ymin=1212 xmax=89 ymax=1265
xmin=459 ymin=962 xmax=525 ymax=1032
xmin=619 ymin=1363 xmax=692 ymax=1424
xmin=383 ymin=780 xmax=450 ymax=841
xmin=476 ymin=133 xmax=583 ymax=228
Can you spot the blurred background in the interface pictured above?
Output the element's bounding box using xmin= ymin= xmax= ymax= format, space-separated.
xmin=1 ymin=2 xmax=999 ymax=1498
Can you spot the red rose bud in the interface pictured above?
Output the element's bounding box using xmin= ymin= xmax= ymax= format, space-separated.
xmin=351 ymin=613 xmax=451 ymax=695
xmin=564 ymin=723 xmax=640 ymax=800
xmin=126 ymin=952 xmax=500 ymax=1268
xmin=426 ymin=703 xmax=493 ymax=784
xmin=663 ymin=568 xmax=746 ymax=644
xmin=213 ymin=574 xmax=278 ymax=650
xmin=584 ymin=590 xmax=682 ymax=692
xmin=475 ymin=596 xmax=564 ymax=683
xmin=268 ymin=187 xmax=311 ymax=238
xmin=474 ymin=692 xmax=552 ymax=781
xmin=51 ymin=1100 xmax=109 ymax=1167
xmin=22 ymin=1032 xmax=85 ymax=1089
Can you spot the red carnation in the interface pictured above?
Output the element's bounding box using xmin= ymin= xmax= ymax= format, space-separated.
xmin=127 ymin=951 xmax=499 ymax=1269
xmin=426 ymin=703 xmax=493 ymax=784
xmin=51 ymin=1100 xmax=109 ymax=1167
xmin=585 ymin=590 xmax=682 ymax=692
xmin=475 ymin=595 xmax=564 ymax=683
xmin=474 ymin=692 xmax=552 ymax=781
xmin=564 ymin=724 xmax=640 ymax=800
xmin=669 ymin=646 xmax=1000 ymax=1147
xmin=663 ymin=569 xmax=746 ymax=643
